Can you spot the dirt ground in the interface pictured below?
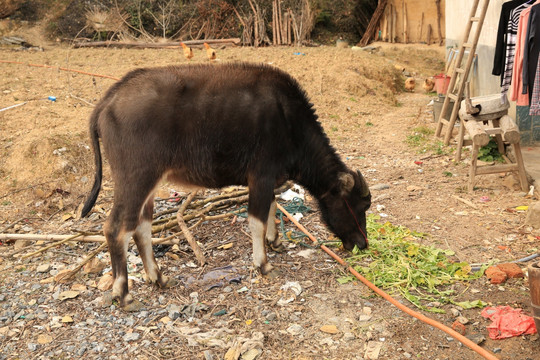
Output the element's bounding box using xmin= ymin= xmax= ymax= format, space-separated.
xmin=0 ymin=33 xmax=539 ymax=360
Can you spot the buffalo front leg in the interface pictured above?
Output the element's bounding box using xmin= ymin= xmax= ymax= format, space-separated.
xmin=265 ymin=199 xmax=284 ymax=252
xmin=248 ymin=178 xmax=277 ymax=275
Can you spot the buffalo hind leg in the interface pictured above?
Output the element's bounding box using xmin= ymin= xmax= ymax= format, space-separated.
xmin=105 ymin=178 xmax=159 ymax=311
xmin=132 ymin=196 xmax=175 ymax=289
xmin=265 ymin=199 xmax=284 ymax=252
xmin=104 ymin=208 xmax=136 ymax=309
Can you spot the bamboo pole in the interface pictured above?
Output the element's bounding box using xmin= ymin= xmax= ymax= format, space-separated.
xmin=419 ymin=12 xmax=424 ymax=43
xmin=404 ymin=3 xmax=408 ymax=44
xmin=287 ymin=10 xmax=291 ymax=45
xmin=277 ymin=0 xmax=283 ymax=45
xmin=62 ymin=242 xmax=108 ymax=281
xmin=21 ymin=233 xmax=84 ymax=259
xmin=0 ymin=233 xmax=165 ymax=244
xmin=402 ymin=0 xmax=405 ymax=43
xmin=272 ymin=0 xmax=277 ymax=45
xmin=435 ymin=0 xmax=443 ymax=45
xmin=358 ymin=0 xmax=388 ymax=47
xmin=381 ymin=8 xmax=388 ymax=42
xmin=392 ymin=4 xmax=396 ymax=43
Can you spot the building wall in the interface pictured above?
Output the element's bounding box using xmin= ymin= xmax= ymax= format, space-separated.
xmin=379 ymin=0 xmax=445 ymax=43
xmin=445 ymin=0 xmax=504 ymax=97
xmin=446 ymin=0 xmax=540 ymax=144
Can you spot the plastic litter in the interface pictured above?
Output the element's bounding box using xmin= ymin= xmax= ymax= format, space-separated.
xmin=184 ymin=265 xmax=242 ymax=290
xmin=280 ymin=185 xmax=305 ymax=201
xmin=481 ymin=305 xmax=537 ymax=339
xmin=0 ymin=96 xmax=56 ymax=112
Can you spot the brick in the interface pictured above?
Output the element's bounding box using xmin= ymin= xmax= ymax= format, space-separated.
xmin=496 ymin=263 xmax=524 ymax=278
xmin=485 ymin=266 xmax=507 ymax=284
xmin=451 ymin=320 xmax=466 ymax=335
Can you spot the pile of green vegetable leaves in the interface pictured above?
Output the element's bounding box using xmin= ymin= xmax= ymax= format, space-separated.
xmin=338 ymin=215 xmax=487 ymax=313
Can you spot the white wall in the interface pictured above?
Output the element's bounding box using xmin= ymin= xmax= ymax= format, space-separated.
xmin=445 ymin=0 xmax=505 ymax=97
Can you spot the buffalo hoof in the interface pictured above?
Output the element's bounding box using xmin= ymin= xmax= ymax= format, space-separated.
xmin=123 ymin=299 xmax=145 ymax=312
xmin=260 ymin=263 xmax=280 ymax=279
xmin=265 ymin=267 xmax=281 ymax=279
xmin=159 ymin=276 xmax=178 ymax=288
xmin=268 ymin=240 xmax=286 ymax=253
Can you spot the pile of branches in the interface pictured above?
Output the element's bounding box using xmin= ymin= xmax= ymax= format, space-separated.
xmin=1 ymin=183 xmax=293 ymax=279
xmin=0 ymin=0 xmax=23 ymax=19
xmin=51 ymin=0 xmax=316 ymax=46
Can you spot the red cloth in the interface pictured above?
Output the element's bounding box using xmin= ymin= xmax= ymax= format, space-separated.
xmin=481 ymin=306 xmax=537 ymax=339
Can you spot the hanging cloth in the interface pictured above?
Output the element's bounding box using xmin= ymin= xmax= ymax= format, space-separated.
xmin=501 ymin=1 xmax=533 ymax=99
xmin=494 ymin=0 xmax=532 ymax=84
xmin=510 ymin=2 xmax=540 ymax=105
xmin=522 ymin=3 xmax=540 ymax=103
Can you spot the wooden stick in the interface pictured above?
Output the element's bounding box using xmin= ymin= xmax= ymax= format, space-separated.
xmin=152 ymin=194 xmax=250 ymax=232
xmin=73 ymin=38 xmax=241 ymax=48
xmin=277 ymin=0 xmax=283 ymax=45
xmin=0 ymin=234 xmax=165 ymax=244
xmin=419 ymin=12 xmax=424 ymax=43
xmin=392 ymin=4 xmax=396 ymax=43
xmin=404 ymin=3 xmax=408 ymax=44
xmin=21 ymin=233 xmax=84 ymax=259
xmin=452 ymin=195 xmax=479 ymax=210
xmin=247 ymin=0 xmax=259 ymax=47
xmin=402 ymin=0 xmax=405 ymax=43
xmin=177 ymin=192 xmax=206 ymax=266
xmin=288 ymin=10 xmax=292 ymax=45
xmin=62 ymin=242 xmax=108 ymax=281
xmin=381 ymin=8 xmax=388 ymax=42
xmin=152 ymin=189 xmax=248 ymax=223
xmin=435 ymin=0 xmax=443 ymax=45
xmin=272 ymin=0 xmax=277 ymax=45
xmin=358 ymin=0 xmax=388 ymax=47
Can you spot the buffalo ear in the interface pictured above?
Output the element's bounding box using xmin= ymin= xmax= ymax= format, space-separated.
xmin=338 ymin=172 xmax=355 ymax=196
xmin=356 ymin=170 xmax=370 ymax=197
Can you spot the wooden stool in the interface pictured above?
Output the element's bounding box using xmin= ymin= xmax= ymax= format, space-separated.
xmin=455 ymin=94 xmax=509 ymax=162
xmin=463 ymin=115 xmax=528 ymax=192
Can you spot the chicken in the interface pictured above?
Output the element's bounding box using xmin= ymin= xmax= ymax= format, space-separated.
xmin=404 ymin=77 xmax=416 ymax=92
xmin=180 ymin=42 xmax=193 ymax=60
xmin=203 ymin=42 xmax=217 ymax=61
xmin=422 ymin=77 xmax=435 ymax=92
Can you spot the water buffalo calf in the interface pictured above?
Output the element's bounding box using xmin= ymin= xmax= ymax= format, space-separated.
xmin=82 ymin=63 xmax=371 ymax=309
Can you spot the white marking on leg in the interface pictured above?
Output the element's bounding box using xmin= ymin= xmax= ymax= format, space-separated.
xmin=249 ymin=216 xmax=267 ymax=268
xmin=112 ymin=274 xmax=127 ymax=299
xmin=135 ymin=220 xmax=159 ymax=283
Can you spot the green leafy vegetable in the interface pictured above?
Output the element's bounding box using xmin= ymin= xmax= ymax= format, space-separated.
xmin=338 ymin=215 xmax=487 ymax=313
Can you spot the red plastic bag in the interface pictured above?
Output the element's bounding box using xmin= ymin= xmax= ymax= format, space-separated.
xmin=481 ymin=306 xmax=537 ymax=339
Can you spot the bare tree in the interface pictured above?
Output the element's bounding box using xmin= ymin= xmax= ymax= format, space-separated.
xmin=147 ymin=0 xmax=180 ymax=39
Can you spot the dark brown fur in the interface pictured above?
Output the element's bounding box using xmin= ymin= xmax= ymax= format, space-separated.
xmin=82 ymin=63 xmax=371 ymax=307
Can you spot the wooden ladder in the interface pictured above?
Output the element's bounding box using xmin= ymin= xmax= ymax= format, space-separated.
xmin=435 ymin=0 xmax=490 ymax=145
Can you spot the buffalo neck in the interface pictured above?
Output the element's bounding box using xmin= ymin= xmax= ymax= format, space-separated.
xmin=292 ymin=123 xmax=347 ymax=199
